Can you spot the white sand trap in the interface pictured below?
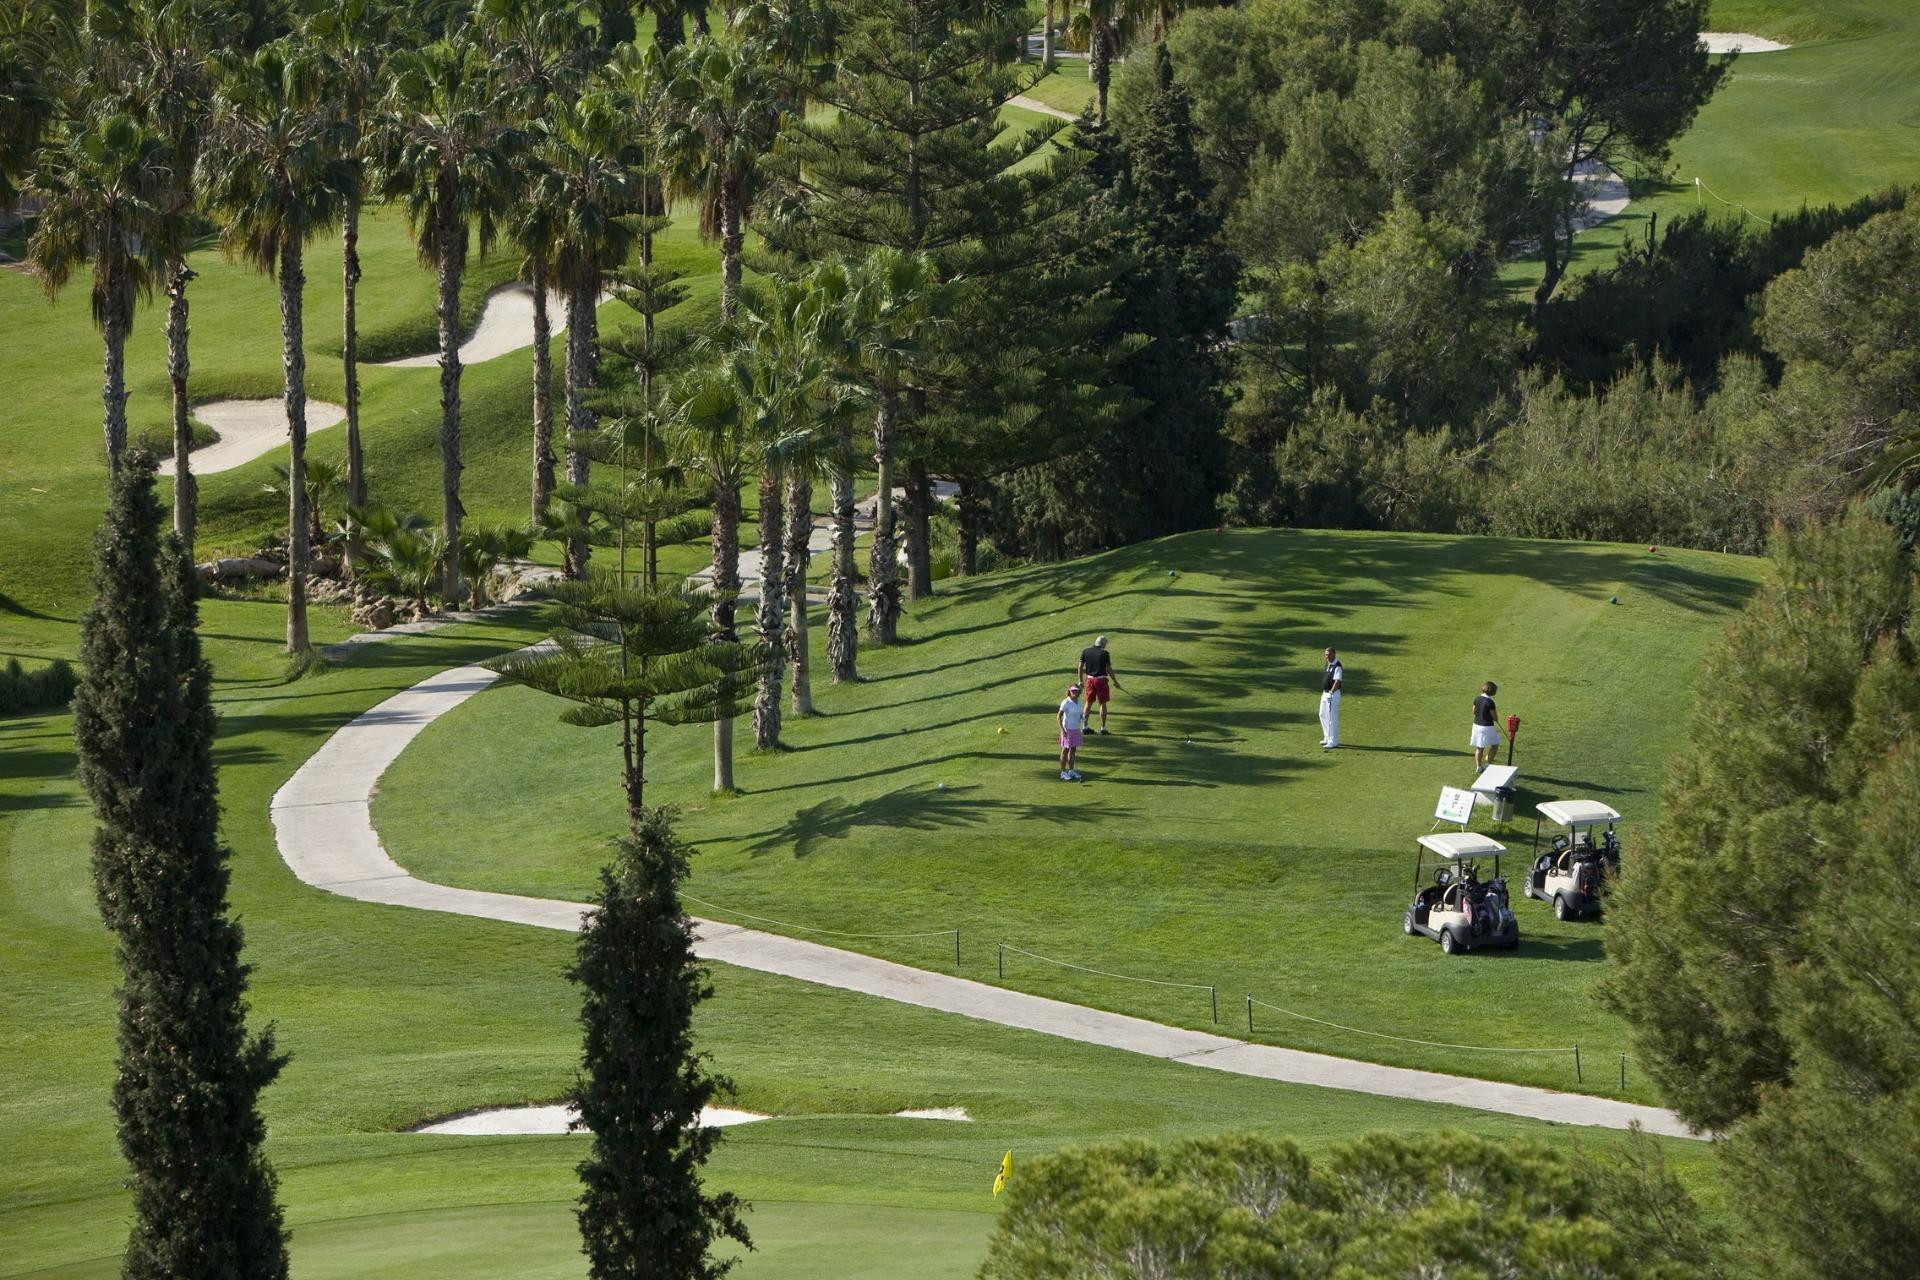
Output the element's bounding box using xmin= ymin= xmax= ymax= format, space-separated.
xmin=377 ymin=283 xmax=570 ymax=369
xmin=1701 ymin=32 xmax=1790 ymax=54
xmin=414 ymin=1103 xmax=771 ymax=1136
xmin=893 ymin=1107 xmax=972 ymax=1122
xmin=157 ymin=398 xmax=346 ymax=477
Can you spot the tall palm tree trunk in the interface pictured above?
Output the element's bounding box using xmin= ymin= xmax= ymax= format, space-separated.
xmin=530 ymin=258 xmax=556 ymax=523
xmin=904 ymin=457 xmax=933 ymax=599
xmin=784 ymin=471 xmax=813 ymax=713
xmin=165 ymin=260 xmax=196 ymax=550
xmin=866 ymin=387 xmax=900 ymax=643
xmin=342 ymin=199 xmax=366 ymax=572
xmin=279 ymin=239 xmax=311 ymax=654
xmin=435 ymin=205 xmax=467 ymax=606
xmin=563 ymin=279 xmax=596 ymax=578
xmin=720 ymin=190 xmax=742 ymax=320
xmin=711 ymin=476 xmax=741 ymax=792
xmin=1043 ymin=0 xmax=1055 ymax=69
xmin=102 ymin=299 xmax=130 ymax=478
xmin=828 ymin=447 xmax=858 ymax=681
xmin=752 ymin=471 xmax=785 ymax=750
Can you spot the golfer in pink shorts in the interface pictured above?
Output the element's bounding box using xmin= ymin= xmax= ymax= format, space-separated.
xmin=1058 ymin=684 xmax=1086 ymax=781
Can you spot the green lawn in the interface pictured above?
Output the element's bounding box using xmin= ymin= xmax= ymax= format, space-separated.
xmin=377 ymin=529 xmax=1759 ymax=1104
xmin=1505 ymin=0 xmax=1920 ymax=292
xmin=0 ymin=614 xmax=1722 ymax=1277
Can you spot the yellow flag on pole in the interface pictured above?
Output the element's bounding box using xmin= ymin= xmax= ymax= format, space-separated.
xmin=992 ymin=1150 xmax=1012 ymax=1197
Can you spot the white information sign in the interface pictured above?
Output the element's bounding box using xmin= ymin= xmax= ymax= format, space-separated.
xmin=1435 ymin=786 xmax=1476 ymax=827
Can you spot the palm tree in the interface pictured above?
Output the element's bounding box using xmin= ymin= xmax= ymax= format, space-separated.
xmin=731 ymin=275 xmax=837 ymax=747
xmin=376 ymin=38 xmax=522 ymax=602
xmin=199 ymin=39 xmax=354 ymax=654
xmin=476 ymin=0 xmax=597 ymax=527
xmin=666 ymin=36 xmax=782 ymax=322
xmin=304 ymin=0 xmax=391 ymax=574
xmin=1068 ymin=0 xmax=1144 ymax=123
xmin=0 ymin=0 xmax=75 ymax=213
xmin=528 ymin=88 xmax=640 ymax=578
xmin=838 ymin=248 xmax=946 ymax=646
xmin=99 ymin=0 xmax=213 ymax=550
xmin=27 ymin=113 xmax=181 ymax=479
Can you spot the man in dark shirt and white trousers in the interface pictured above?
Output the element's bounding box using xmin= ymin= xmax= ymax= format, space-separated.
xmin=1079 ymin=636 xmax=1122 ymax=734
xmin=1319 ymin=647 xmax=1343 ymax=750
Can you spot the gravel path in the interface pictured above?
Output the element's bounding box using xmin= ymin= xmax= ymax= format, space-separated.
xmin=157 ymin=399 xmax=346 ymax=477
xmin=270 ymin=655 xmax=1694 ymax=1138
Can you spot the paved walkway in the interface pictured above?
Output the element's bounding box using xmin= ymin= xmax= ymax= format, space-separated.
xmin=270 ymin=654 xmax=1694 ymax=1139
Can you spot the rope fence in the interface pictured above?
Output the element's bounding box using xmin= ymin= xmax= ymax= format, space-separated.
xmin=1694 ymin=176 xmax=1771 ymax=225
xmin=679 ymin=898 xmax=1637 ymax=1087
xmin=997 ymin=943 xmax=1220 ymax=1024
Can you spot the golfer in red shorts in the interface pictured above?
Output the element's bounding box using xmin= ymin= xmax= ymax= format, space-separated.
xmin=1077 ymin=635 xmax=1123 ymax=734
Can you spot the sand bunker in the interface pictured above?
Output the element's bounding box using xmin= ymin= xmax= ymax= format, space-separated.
xmin=377 ymin=283 xmax=572 ymax=369
xmin=1701 ymin=32 xmax=1790 ymax=54
xmin=414 ymin=1104 xmax=771 ymax=1136
xmin=157 ymin=399 xmax=346 ymax=477
xmin=893 ymin=1107 xmax=972 ymax=1121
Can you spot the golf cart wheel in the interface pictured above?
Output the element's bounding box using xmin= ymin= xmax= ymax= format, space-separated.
xmin=1553 ymin=894 xmax=1571 ymax=921
xmin=1505 ymin=928 xmax=1519 ymax=951
xmin=1439 ymin=928 xmax=1459 ymax=955
xmin=1402 ymin=909 xmax=1416 ymax=936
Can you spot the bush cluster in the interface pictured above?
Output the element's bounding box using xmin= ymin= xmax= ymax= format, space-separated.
xmin=0 ymin=656 xmax=79 ymax=716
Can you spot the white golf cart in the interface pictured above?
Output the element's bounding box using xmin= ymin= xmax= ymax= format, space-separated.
xmin=1403 ymin=832 xmax=1519 ymax=954
xmin=1522 ymin=800 xmax=1622 ymax=920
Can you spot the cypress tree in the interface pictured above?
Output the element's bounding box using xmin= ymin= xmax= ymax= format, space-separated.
xmin=571 ymin=808 xmax=750 ymax=1279
xmin=73 ymin=449 xmax=289 ymax=1280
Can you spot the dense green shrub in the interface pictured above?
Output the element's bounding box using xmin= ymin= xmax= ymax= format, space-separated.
xmin=0 ymin=656 xmax=79 ymax=716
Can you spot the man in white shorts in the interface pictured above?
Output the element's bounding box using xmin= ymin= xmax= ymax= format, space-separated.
xmin=1319 ymin=647 xmax=1343 ymax=750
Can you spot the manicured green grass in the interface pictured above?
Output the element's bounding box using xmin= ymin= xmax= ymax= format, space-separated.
xmin=377 ymin=529 xmax=1760 ymax=1104
xmin=1019 ymin=59 xmax=1093 ymax=117
xmin=1507 ymin=0 xmax=1920 ymax=292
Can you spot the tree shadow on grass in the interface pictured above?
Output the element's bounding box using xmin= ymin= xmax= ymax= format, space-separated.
xmin=738 ymin=782 xmax=1137 ymax=858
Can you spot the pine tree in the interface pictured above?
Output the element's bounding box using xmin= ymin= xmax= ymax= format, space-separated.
xmin=73 ymin=449 xmax=290 ymax=1280
xmin=759 ymin=0 xmax=1122 ymax=604
xmin=571 ymin=809 xmax=750 ymax=1280
xmin=1011 ymin=45 xmax=1233 ymax=556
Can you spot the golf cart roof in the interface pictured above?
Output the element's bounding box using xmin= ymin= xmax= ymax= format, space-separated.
xmin=1537 ymin=800 xmax=1622 ymax=828
xmin=1418 ymin=832 xmax=1507 ymax=860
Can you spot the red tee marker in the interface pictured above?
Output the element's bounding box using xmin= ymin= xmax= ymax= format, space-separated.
xmin=1505 ymin=714 xmax=1520 ymax=766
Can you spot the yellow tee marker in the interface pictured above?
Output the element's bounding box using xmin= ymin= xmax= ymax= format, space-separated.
xmin=992 ymin=1150 xmax=1012 ymax=1197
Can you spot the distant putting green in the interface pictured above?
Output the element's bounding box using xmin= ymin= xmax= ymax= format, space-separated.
xmin=376 ymin=529 xmax=1759 ymax=1102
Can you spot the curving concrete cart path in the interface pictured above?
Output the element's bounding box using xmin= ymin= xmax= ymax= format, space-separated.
xmin=271 ymin=653 xmax=1694 ymax=1139
xmin=158 ymin=399 xmax=346 ymax=478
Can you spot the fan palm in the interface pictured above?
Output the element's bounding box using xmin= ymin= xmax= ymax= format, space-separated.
xmin=666 ymin=36 xmax=782 ymax=321
xmin=198 ymin=38 xmax=354 ymax=654
xmin=92 ymin=0 xmax=215 ymax=549
xmin=375 ymin=37 xmax=522 ymax=602
xmin=26 ymin=113 xmax=182 ymax=478
xmin=669 ymin=355 xmax=763 ymax=793
xmin=728 ymin=275 xmax=841 ymax=747
xmin=476 ymin=0 xmax=598 ymax=526
xmin=304 ymin=0 xmax=393 ymax=573
xmin=0 ymin=0 xmax=75 ymax=212
xmin=527 ymin=88 xmax=641 ymax=578
xmin=1066 ymin=0 xmax=1145 ymax=123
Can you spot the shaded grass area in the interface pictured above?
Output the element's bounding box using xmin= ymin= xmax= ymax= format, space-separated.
xmin=378 ymin=529 xmax=1760 ymax=1104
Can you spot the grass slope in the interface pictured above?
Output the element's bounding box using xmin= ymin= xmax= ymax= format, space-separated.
xmin=377 ymin=529 xmax=1759 ymax=1102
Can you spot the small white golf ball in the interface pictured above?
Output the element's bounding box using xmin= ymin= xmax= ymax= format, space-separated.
xmin=936 ymin=782 xmax=946 ymax=789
